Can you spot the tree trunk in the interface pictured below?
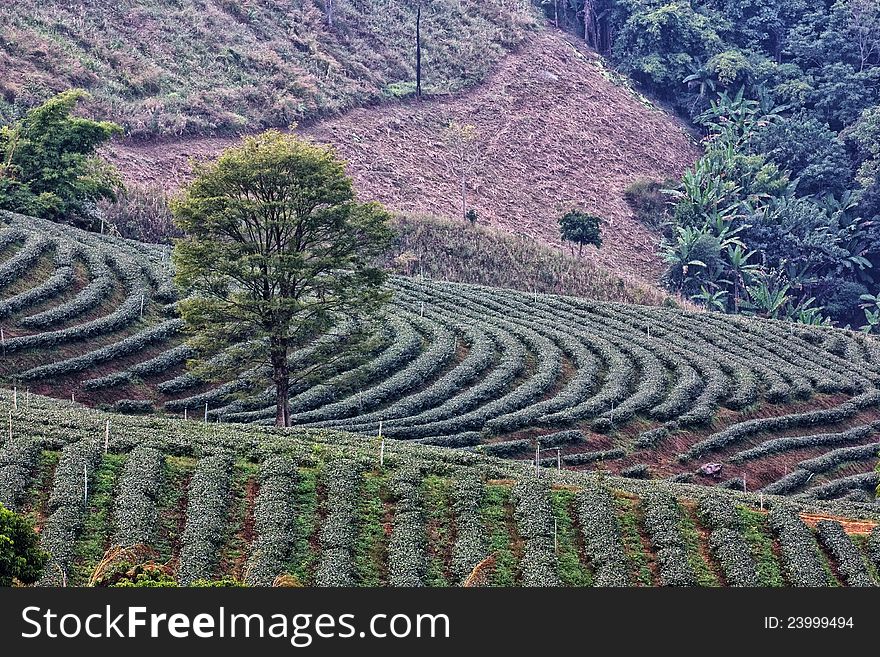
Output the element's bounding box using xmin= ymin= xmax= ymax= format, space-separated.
xmin=461 ymin=175 xmax=467 ymax=219
xmin=271 ymin=343 xmax=291 ymax=427
xmin=416 ymin=3 xmax=422 ymax=98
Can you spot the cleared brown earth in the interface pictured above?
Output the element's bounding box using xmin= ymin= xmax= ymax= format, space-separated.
xmin=107 ymin=28 xmax=700 ymax=284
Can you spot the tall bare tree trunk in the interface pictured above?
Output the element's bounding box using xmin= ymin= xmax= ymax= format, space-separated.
xmin=271 ymin=341 xmax=291 ymax=427
xmin=461 ymin=175 xmax=467 ymax=219
xmin=416 ymin=3 xmax=422 ymax=98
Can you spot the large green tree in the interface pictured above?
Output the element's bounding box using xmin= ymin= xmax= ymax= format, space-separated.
xmin=0 ymin=504 xmax=47 ymax=587
xmin=0 ymin=90 xmax=121 ymax=229
xmin=172 ymin=130 xmax=393 ymax=427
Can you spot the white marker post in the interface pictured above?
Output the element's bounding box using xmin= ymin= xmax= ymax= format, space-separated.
xmin=13 ymin=385 xmax=17 ymax=410
xmin=140 ymin=294 xmax=145 ymax=319
xmin=204 ymin=402 xmax=208 ymax=424
xmin=104 ymin=420 xmax=110 ymax=453
xmin=184 ymin=408 xmax=188 ymax=421
xmin=84 ymin=464 xmax=88 ymax=506
xmin=25 ymin=388 xmax=29 ymax=409
xmin=71 ymin=391 xmax=75 ymax=404
xmin=1 ymin=326 xmax=5 ymax=356
xmin=378 ymin=421 xmax=385 ymax=468
xmin=7 ymin=411 xmax=11 ymax=442
xmin=535 ymin=443 xmax=540 ymax=477
xmin=557 ymin=447 xmax=561 ymax=472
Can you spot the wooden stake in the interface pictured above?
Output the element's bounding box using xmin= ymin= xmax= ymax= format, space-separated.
xmin=13 ymin=385 xmax=17 ymax=410
xmin=420 ymin=301 xmax=424 ymax=317
xmin=204 ymin=402 xmax=208 ymax=424
xmin=557 ymin=447 xmax=561 ymax=472
xmin=1 ymin=326 xmax=5 ymax=356
xmin=140 ymin=294 xmax=145 ymax=319
xmin=535 ymin=443 xmax=540 ymax=476
xmin=379 ymin=421 xmax=384 ymax=467
xmin=554 ymin=518 xmax=558 ymax=552
xmin=759 ymin=492 xmax=764 ymax=510
xmin=7 ymin=410 xmax=11 ymax=442
xmin=742 ymin=475 xmax=747 ymax=493
xmin=84 ymin=463 xmax=88 ymax=506
xmin=184 ymin=408 xmax=188 ymax=421
xmin=71 ymin=391 xmax=75 ymax=404
xmin=104 ymin=420 xmax=110 ymax=453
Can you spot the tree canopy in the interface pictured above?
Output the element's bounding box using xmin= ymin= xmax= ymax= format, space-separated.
xmin=172 ymin=130 xmax=393 ymax=427
xmin=558 ymin=209 xmax=603 ymax=255
xmin=0 ymin=90 xmax=121 ymax=230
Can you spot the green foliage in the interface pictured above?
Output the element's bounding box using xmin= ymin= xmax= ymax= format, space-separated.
xmin=0 ymin=503 xmax=47 ymax=586
xmin=558 ymin=209 xmax=603 ymax=255
xmin=661 ymin=90 xmax=880 ymax=325
xmin=755 ymin=112 xmax=851 ymax=197
xmin=612 ymin=1 xmax=724 ymax=95
xmin=0 ymin=90 xmax=121 ymax=230
xmin=172 ymin=130 xmax=393 ymax=426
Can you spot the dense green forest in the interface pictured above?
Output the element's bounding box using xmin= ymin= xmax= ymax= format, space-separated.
xmin=547 ymin=0 xmax=880 ymax=327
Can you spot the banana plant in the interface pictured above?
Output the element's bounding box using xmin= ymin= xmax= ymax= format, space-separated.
xmin=725 ymin=245 xmax=759 ymax=311
xmin=692 ymin=286 xmax=728 ymax=312
xmin=860 ymin=293 xmax=880 ymax=333
xmin=661 ymin=226 xmax=709 ymax=280
xmin=742 ymin=274 xmax=791 ymax=319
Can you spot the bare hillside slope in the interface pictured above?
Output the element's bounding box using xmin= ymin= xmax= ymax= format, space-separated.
xmin=109 ymin=28 xmax=700 ymax=282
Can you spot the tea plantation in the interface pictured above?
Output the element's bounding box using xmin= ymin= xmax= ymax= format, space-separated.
xmin=2 ymin=211 xmax=880 ymax=505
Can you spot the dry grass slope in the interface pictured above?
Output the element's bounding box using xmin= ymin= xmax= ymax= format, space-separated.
xmin=0 ymin=0 xmax=537 ymax=136
xmin=108 ymin=29 xmax=700 ymax=283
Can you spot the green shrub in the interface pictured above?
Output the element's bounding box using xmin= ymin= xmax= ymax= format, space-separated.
xmin=624 ymin=179 xmax=676 ymax=229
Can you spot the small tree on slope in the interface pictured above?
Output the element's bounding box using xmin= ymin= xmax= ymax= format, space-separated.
xmin=558 ymin=209 xmax=603 ymax=256
xmin=172 ymin=131 xmax=393 ymax=427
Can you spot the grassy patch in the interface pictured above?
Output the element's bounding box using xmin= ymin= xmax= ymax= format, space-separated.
xmin=219 ymin=460 xmax=259 ymax=579
xmin=72 ymin=452 xmax=125 ymax=585
xmin=551 ymin=489 xmax=592 ymax=586
xmin=355 ymin=471 xmax=388 ymax=587
xmin=154 ymin=455 xmax=195 ymax=563
xmin=853 ymin=534 xmax=880 ymax=585
xmin=482 ymin=484 xmax=517 ymax=587
xmin=28 ymin=450 xmax=60 ymax=523
xmin=423 ymin=475 xmax=453 ymax=587
xmin=739 ymin=509 xmax=785 ymax=587
xmin=678 ymin=504 xmax=719 ymax=587
xmin=288 ymin=466 xmax=319 ymax=585
xmin=617 ymin=497 xmax=653 ymax=586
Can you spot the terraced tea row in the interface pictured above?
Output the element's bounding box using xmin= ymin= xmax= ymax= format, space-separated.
xmin=2 ymin=213 xmax=880 ymax=500
xmin=1 ymin=391 xmax=877 ymax=587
